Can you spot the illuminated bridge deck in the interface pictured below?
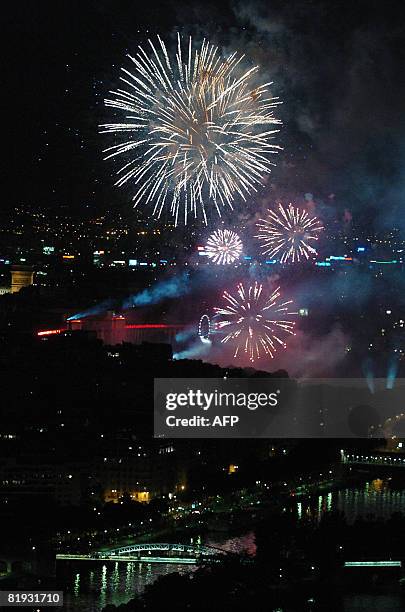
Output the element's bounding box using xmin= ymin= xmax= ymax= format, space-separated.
xmin=56 ymin=543 xmax=227 ymax=565
xmin=342 ymin=452 xmax=405 ymax=467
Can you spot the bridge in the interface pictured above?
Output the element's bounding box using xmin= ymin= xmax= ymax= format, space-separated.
xmin=56 ymin=543 xmax=227 ymax=565
xmin=341 ymin=451 xmax=405 ymax=468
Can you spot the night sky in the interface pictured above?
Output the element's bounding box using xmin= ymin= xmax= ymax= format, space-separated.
xmin=2 ymin=0 xmax=405 ymax=229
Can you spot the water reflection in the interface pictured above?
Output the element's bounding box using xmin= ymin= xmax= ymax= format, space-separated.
xmin=100 ymin=564 xmax=107 ymax=610
xmin=296 ymin=480 xmax=405 ymax=523
xmin=74 ymin=573 xmax=80 ymax=597
xmin=62 ymin=560 xmax=195 ymax=611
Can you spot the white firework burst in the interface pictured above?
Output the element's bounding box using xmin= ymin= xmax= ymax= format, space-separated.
xmin=255 ymin=203 xmax=323 ymax=263
xmin=205 ymin=229 xmax=243 ymax=264
xmin=214 ymin=281 xmax=297 ymax=362
xmin=101 ymin=35 xmax=281 ymax=225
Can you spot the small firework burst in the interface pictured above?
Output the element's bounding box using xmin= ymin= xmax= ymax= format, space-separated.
xmin=255 ymin=203 xmax=323 ymax=263
xmin=214 ymin=281 xmax=297 ymax=362
xmin=205 ymin=229 xmax=243 ymax=264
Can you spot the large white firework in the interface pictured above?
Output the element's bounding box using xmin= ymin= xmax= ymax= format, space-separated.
xmin=214 ymin=282 xmax=297 ymax=362
xmin=205 ymin=229 xmax=243 ymax=264
xmin=255 ymin=203 xmax=323 ymax=263
xmin=101 ymin=35 xmax=281 ymax=225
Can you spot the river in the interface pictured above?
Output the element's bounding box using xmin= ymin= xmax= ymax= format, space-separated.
xmin=59 ymin=480 xmax=405 ymax=611
xmin=295 ymin=478 xmax=405 ymax=523
xmin=60 ymin=532 xmax=256 ymax=611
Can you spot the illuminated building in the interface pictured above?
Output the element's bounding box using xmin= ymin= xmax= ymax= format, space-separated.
xmin=98 ymin=443 xmax=179 ymax=503
xmin=61 ymin=312 xmax=185 ymax=346
xmin=11 ymin=265 xmax=34 ymax=293
xmin=93 ymin=250 xmax=105 ymax=267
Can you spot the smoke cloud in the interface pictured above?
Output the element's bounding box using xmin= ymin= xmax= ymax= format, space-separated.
xmin=122 ymin=273 xmax=191 ymax=308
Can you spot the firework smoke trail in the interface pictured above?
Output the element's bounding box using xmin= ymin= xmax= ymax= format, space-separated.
xmin=67 ymin=273 xmax=191 ymax=320
xmin=255 ymin=203 xmax=323 ymax=263
xmin=101 ymin=35 xmax=281 ymax=225
xmin=214 ymin=281 xmax=297 ymax=362
xmin=205 ymin=229 xmax=243 ymax=264
xmin=122 ymin=272 xmax=190 ymax=308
